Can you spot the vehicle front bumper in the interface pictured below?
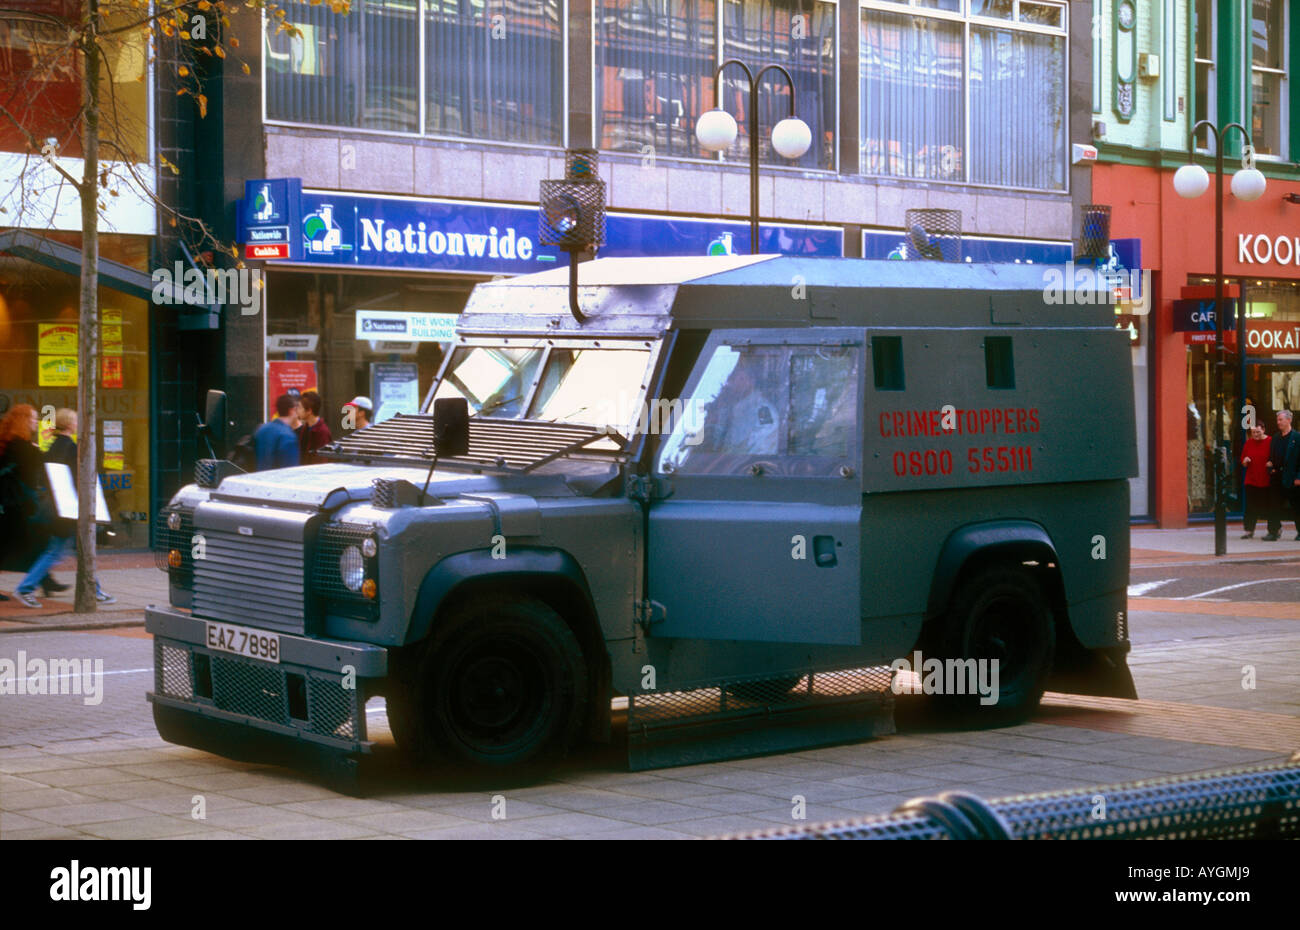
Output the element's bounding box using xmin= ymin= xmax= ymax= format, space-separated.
xmin=145 ymin=606 xmax=388 ymax=761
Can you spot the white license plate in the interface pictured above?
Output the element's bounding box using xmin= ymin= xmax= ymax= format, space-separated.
xmin=205 ymin=621 xmax=281 ymax=664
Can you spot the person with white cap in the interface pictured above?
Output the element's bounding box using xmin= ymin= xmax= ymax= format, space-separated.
xmin=344 ymin=396 xmax=373 ymax=431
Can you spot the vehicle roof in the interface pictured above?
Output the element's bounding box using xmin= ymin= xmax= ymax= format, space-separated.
xmin=456 ymin=254 xmax=1111 ymax=338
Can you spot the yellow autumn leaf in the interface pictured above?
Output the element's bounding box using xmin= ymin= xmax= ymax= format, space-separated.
xmin=178 ymin=65 xmax=189 ymax=76
xmin=229 ymin=36 xmax=239 ymax=48
xmin=197 ymin=93 xmax=208 ymax=118
xmin=214 ymin=45 xmax=225 ymax=58
xmin=241 ymin=62 xmax=251 ymax=75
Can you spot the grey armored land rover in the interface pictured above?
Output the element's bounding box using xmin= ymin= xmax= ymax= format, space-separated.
xmin=149 ymin=254 xmax=1137 ymax=779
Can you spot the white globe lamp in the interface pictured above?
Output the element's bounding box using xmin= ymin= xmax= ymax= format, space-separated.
xmin=1230 ymin=167 xmax=1267 ymax=202
xmin=1173 ymin=163 xmax=1210 ymax=198
xmin=695 ymin=109 xmax=738 ymax=153
xmin=770 ymin=117 xmax=812 ymax=160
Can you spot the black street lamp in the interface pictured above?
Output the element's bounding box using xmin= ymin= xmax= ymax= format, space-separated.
xmin=1173 ymin=122 xmax=1267 ymax=556
xmin=694 ymin=60 xmax=811 ymax=254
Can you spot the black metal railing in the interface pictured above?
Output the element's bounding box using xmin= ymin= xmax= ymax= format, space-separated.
xmin=723 ymin=755 xmax=1300 ymax=840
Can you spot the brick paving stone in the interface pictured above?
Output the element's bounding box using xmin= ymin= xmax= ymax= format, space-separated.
xmin=21 ymin=800 xmax=157 ymax=827
xmin=1 ymin=810 xmax=49 ymax=832
xmin=200 ymin=806 xmax=321 ymax=830
xmin=25 ymin=766 xmax=138 ymax=788
xmin=575 ymin=825 xmax=695 ymax=840
xmin=511 ymin=811 xmax=634 ymax=837
xmin=507 ymin=787 xmax=639 ymax=812
xmin=1 ymin=825 xmax=87 ymax=840
xmin=126 ymin=793 xmax=259 ymax=815
xmin=69 ymin=778 xmax=208 ymax=802
xmin=830 ymin=771 xmax=947 ymax=794
xmin=976 ymin=773 xmax=1086 ymax=795
xmin=669 ymin=769 xmax=806 ymax=792
xmin=596 ymin=799 xmax=716 ymax=826
xmin=168 ymin=830 xmax=253 ymax=840
xmin=403 ymin=823 xmax=551 ymax=840
xmin=664 ymin=814 xmax=780 ymax=838
xmin=1 ymin=787 xmax=100 ymax=810
xmin=906 ymin=762 xmax=1019 ymax=782
xmin=82 ymin=815 xmax=217 ymax=840
xmin=678 ymin=792 xmax=791 ymax=815
xmin=220 ymin=783 xmax=341 ymax=805
xmin=342 ymin=809 xmax=475 ymax=835
xmin=280 ymin=798 xmax=411 ymax=819
xmin=242 ymin=820 xmax=377 ymax=840
xmin=598 ymin=779 xmax=732 ymax=802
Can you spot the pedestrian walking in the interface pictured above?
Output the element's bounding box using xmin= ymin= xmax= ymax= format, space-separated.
xmin=1240 ymin=423 xmax=1273 ymax=538
xmin=255 ymin=394 xmax=302 ymax=470
xmin=43 ymin=408 xmax=115 ymax=603
xmin=0 ymin=405 xmax=60 ymax=607
xmin=297 ymin=390 xmax=333 ymax=464
xmin=1264 ymin=409 xmax=1300 ymax=540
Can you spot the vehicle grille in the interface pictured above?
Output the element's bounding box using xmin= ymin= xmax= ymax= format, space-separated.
xmin=192 ymin=528 xmax=307 ymax=633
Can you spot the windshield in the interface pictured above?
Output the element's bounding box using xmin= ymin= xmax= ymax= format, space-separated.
xmin=432 ymin=343 xmax=654 ymax=433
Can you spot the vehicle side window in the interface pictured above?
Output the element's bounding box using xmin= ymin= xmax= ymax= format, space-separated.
xmin=658 ymin=343 xmax=859 ymax=477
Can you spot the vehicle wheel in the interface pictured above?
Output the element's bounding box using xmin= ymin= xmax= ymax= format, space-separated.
xmin=409 ymin=596 xmax=587 ymax=769
xmin=936 ymin=567 xmax=1055 ymax=723
xmin=725 ymin=675 xmax=804 ymax=703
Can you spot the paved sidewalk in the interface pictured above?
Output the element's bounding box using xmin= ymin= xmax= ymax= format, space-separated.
xmin=1132 ymin=525 xmax=1300 ymax=563
xmin=0 ymin=551 xmax=163 ymax=632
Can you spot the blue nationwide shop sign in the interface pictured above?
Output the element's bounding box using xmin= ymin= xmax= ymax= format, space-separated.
xmin=239 ymin=181 xmax=842 ymax=276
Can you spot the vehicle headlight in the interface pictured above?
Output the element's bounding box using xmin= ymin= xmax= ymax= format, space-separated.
xmin=361 ymin=537 xmax=377 ymax=558
xmin=339 ymin=546 xmax=365 ymax=592
xmin=167 ymin=511 xmax=182 ymax=531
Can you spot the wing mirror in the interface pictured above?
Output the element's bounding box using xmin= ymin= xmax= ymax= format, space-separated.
xmin=202 ymin=389 xmax=228 ymax=443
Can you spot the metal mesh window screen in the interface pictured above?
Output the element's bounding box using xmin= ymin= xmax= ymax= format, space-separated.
xmin=595 ymin=0 xmax=718 ymax=158
xmin=904 ymin=207 xmax=961 ymax=261
xmin=719 ymin=0 xmax=836 ymax=170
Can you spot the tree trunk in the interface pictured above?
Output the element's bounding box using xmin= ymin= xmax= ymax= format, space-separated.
xmin=75 ymin=0 xmax=100 ymax=614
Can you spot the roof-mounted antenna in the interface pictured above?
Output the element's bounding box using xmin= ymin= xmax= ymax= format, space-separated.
xmin=540 ymin=149 xmax=607 ymax=325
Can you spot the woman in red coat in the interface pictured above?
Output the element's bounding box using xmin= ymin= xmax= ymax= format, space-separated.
xmin=1241 ymin=424 xmax=1274 ymax=538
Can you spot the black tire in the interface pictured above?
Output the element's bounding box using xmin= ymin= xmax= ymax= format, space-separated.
xmin=935 ymin=567 xmax=1055 ymax=723
xmin=725 ymin=675 xmax=804 ymax=703
xmin=405 ymin=596 xmax=588 ymax=769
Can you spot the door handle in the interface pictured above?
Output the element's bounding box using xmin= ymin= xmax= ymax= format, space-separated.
xmin=813 ymin=535 xmax=838 ymax=567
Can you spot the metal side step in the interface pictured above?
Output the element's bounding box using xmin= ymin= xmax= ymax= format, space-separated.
xmin=625 ymin=666 xmax=896 ymax=771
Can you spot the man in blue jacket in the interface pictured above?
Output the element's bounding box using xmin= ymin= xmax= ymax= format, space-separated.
xmin=255 ymin=394 xmax=302 ymax=471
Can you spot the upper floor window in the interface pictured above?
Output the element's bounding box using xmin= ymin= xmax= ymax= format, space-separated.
xmin=264 ymin=0 xmax=563 ymax=145
xmin=860 ymin=0 xmax=1067 ymax=191
xmin=594 ymin=0 xmax=836 ymax=170
xmin=1192 ymin=0 xmax=1215 ymax=151
xmin=1250 ymin=0 xmax=1287 ymax=159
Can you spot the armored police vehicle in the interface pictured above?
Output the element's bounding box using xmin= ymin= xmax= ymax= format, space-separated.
xmin=149 ymin=255 xmax=1137 ymax=778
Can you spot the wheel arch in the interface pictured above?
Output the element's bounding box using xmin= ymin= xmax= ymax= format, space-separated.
xmin=922 ymin=520 xmax=1069 ymax=648
xmin=405 ymin=546 xmax=611 ymax=742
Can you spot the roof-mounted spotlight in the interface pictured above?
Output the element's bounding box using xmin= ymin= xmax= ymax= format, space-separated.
xmin=540 ymin=149 xmax=607 ymax=325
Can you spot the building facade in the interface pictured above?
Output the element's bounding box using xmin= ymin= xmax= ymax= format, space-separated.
xmin=1091 ymin=0 xmax=1300 ymax=526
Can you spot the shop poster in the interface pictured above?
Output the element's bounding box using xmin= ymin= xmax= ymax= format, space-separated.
xmin=38 ymin=323 xmax=78 ymax=354
xmin=370 ymin=362 xmax=420 ymax=423
xmin=38 ymin=355 xmax=77 ymax=386
xmin=267 ymin=360 xmax=317 ymax=417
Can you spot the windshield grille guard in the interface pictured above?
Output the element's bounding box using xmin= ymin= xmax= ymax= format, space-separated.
xmin=316 ymin=413 xmax=629 ymax=472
